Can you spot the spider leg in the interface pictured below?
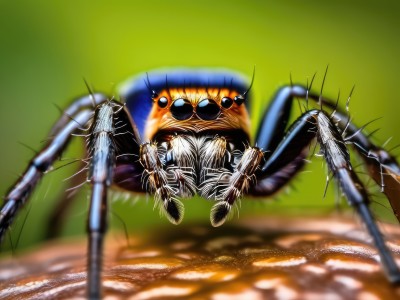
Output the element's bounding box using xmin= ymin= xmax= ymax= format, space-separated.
xmin=254 ymin=85 xmax=400 ymax=220
xmin=139 ymin=142 xmax=184 ymax=225
xmin=255 ymin=86 xmax=300 ymax=153
xmin=43 ymin=93 xmax=108 ymax=239
xmin=50 ymin=93 xmax=107 ymax=136
xmin=251 ymin=85 xmax=320 ymax=195
xmin=210 ymin=146 xmax=264 ymax=227
xmin=298 ymin=86 xmax=400 ymax=220
xmin=257 ymin=109 xmax=400 ymax=283
xmin=337 ymin=116 xmax=400 ymax=221
xmin=0 ymin=109 xmax=94 ymax=241
xmin=0 ymin=93 xmax=114 ymax=297
xmin=86 ymin=100 xmax=119 ymax=299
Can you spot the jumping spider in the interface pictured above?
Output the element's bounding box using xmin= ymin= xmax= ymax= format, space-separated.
xmin=1 ymin=68 xmax=400 ymax=299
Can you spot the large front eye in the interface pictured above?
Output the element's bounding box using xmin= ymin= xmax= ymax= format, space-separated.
xmin=170 ymin=98 xmax=193 ymax=120
xmin=196 ymin=99 xmax=221 ymax=120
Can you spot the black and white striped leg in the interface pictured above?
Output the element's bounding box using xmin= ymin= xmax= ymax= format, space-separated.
xmin=259 ymin=109 xmax=400 ymax=283
xmin=211 ymin=147 xmax=264 ymax=227
xmin=86 ymin=101 xmax=118 ymax=299
xmin=0 ymin=110 xmax=94 ymax=242
xmin=139 ymin=143 xmax=184 ymax=225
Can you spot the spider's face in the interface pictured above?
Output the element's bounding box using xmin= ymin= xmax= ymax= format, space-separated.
xmin=119 ymin=69 xmax=252 ymax=142
xmin=145 ymin=87 xmax=251 ymax=140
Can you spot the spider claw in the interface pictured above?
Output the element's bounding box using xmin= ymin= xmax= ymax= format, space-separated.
xmin=165 ymin=198 xmax=184 ymax=225
xmin=210 ymin=201 xmax=231 ymax=227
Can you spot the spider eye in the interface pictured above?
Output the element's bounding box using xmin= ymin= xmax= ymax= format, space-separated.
xmin=157 ymin=96 xmax=168 ymax=108
xmin=196 ymin=99 xmax=221 ymax=120
xmin=234 ymin=94 xmax=245 ymax=106
xmin=151 ymin=91 xmax=159 ymax=99
xmin=221 ymin=97 xmax=233 ymax=108
xmin=170 ymin=98 xmax=193 ymax=120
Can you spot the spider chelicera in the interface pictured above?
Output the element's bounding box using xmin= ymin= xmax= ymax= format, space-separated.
xmin=1 ymin=68 xmax=400 ymax=299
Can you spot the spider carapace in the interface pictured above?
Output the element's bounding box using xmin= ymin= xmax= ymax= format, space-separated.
xmin=1 ymin=69 xmax=400 ymax=299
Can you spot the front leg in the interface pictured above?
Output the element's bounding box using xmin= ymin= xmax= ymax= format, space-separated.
xmin=210 ymin=147 xmax=264 ymax=227
xmin=139 ymin=142 xmax=185 ymax=225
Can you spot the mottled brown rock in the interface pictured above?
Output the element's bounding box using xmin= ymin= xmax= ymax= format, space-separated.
xmin=0 ymin=215 xmax=400 ymax=299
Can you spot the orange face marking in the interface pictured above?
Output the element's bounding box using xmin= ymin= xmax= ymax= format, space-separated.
xmin=144 ymin=87 xmax=250 ymax=141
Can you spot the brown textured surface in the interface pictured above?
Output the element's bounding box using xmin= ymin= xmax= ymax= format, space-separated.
xmin=0 ymin=216 xmax=400 ymax=299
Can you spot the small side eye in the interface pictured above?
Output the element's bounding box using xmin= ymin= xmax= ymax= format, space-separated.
xmin=221 ymin=97 xmax=233 ymax=108
xmin=234 ymin=95 xmax=245 ymax=106
xmin=157 ymin=96 xmax=168 ymax=108
xmin=151 ymin=91 xmax=159 ymax=99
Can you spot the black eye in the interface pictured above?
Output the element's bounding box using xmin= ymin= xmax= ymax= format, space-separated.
xmin=234 ymin=95 xmax=245 ymax=106
xmin=151 ymin=91 xmax=159 ymax=99
xmin=157 ymin=96 xmax=168 ymax=108
xmin=170 ymin=98 xmax=193 ymax=120
xmin=221 ymin=97 xmax=233 ymax=108
xmin=196 ymin=99 xmax=221 ymax=120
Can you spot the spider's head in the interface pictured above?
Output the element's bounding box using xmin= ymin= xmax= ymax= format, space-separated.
xmin=144 ymin=87 xmax=251 ymax=140
xmin=119 ymin=69 xmax=252 ymax=142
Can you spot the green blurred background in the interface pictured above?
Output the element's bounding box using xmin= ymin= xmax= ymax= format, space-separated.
xmin=0 ymin=0 xmax=399 ymax=252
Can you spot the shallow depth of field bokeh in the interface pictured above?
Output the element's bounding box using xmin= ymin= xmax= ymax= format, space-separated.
xmin=0 ymin=1 xmax=399 ymax=251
